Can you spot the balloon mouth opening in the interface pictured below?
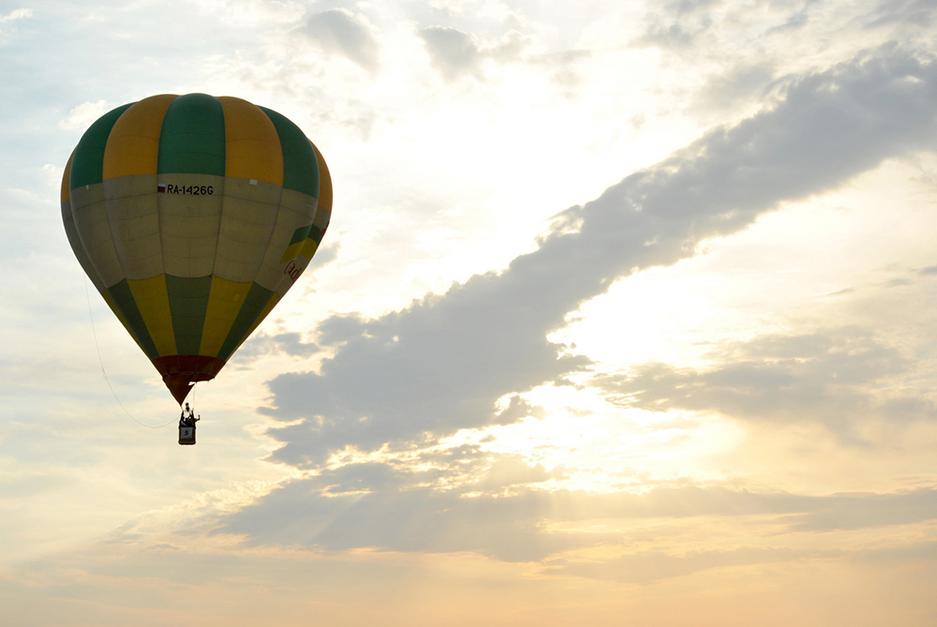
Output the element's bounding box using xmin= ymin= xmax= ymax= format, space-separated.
xmin=154 ymin=356 xmax=225 ymax=404
xmin=163 ymin=376 xmax=196 ymax=405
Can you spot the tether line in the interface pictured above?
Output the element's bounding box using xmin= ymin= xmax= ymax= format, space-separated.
xmin=84 ymin=280 xmax=176 ymax=429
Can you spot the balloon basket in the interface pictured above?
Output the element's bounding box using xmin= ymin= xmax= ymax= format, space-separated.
xmin=178 ymin=425 xmax=196 ymax=445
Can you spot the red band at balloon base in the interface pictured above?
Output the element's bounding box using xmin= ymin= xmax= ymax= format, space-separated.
xmin=153 ymin=355 xmax=225 ymax=405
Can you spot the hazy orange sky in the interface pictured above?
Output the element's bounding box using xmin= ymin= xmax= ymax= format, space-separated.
xmin=2 ymin=1 xmax=937 ymax=625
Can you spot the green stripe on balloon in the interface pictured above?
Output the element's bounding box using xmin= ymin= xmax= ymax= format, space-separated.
xmin=217 ymin=282 xmax=274 ymax=361
xmin=158 ymin=94 xmax=225 ymax=176
xmin=308 ymin=224 xmax=325 ymax=244
xmin=69 ymin=103 xmax=134 ymax=189
xmin=106 ymin=279 xmax=160 ymax=360
xmin=166 ymin=275 xmax=213 ymax=356
xmin=288 ymin=224 xmax=313 ymax=246
xmin=260 ymin=106 xmax=319 ymax=196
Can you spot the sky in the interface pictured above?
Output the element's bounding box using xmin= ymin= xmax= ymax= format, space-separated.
xmin=2 ymin=0 xmax=937 ymax=624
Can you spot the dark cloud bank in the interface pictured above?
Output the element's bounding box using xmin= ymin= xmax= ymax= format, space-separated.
xmin=261 ymin=46 xmax=937 ymax=466
xmin=222 ymin=46 xmax=937 ymax=560
xmin=224 ymin=458 xmax=937 ymax=568
xmin=597 ymin=330 xmax=937 ymax=439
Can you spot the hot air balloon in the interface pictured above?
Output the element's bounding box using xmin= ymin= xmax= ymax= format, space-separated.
xmin=61 ymin=93 xmax=332 ymax=418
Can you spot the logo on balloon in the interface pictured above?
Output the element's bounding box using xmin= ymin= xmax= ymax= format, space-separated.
xmin=284 ymin=260 xmax=302 ymax=282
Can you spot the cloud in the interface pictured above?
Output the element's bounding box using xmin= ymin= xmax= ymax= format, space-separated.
xmin=298 ymin=9 xmax=379 ymax=71
xmin=695 ymin=61 xmax=776 ymax=111
xmin=224 ymin=455 xmax=574 ymax=562
xmin=0 ymin=8 xmax=31 ymax=23
xmin=764 ymin=0 xmax=819 ymax=34
xmin=419 ymin=26 xmax=482 ymax=78
xmin=223 ymin=462 xmax=937 ymax=563
xmin=638 ymin=0 xmax=719 ymax=49
xmin=864 ymin=0 xmax=937 ymax=29
xmin=640 ymin=20 xmax=710 ymax=49
xmin=792 ymin=489 xmax=937 ymax=531
xmin=518 ymin=48 xmax=592 ymax=93
xmin=545 ymin=546 xmax=833 ymax=583
xmin=0 ymin=472 xmax=70 ymax=499
xmin=57 ymin=100 xmax=109 ymax=131
xmin=595 ymin=329 xmax=937 ymax=437
xmin=417 ymin=26 xmax=568 ymax=82
xmin=234 ymin=332 xmax=320 ymax=364
xmin=259 ymin=46 xmax=937 ymax=468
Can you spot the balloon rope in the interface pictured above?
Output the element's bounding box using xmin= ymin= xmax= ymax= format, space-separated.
xmin=84 ymin=281 xmax=176 ymax=429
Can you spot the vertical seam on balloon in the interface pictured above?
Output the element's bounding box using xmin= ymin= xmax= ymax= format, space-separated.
xmin=251 ymin=103 xmax=288 ymax=291
xmin=310 ymin=143 xmax=321 ymax=229
xmin=61 ymin=153 xmax=99 ymax=288
xmin=203 ymin=95 xmax=229 ymax=356
xmin=212 ymin=102 xmax=287 ymax=362
xmin=214 ymin=103 xmax=288 ymax=357
xmin=150 ymin=97 xmax=172 ymax=319
xmin=69 ymin=104 xmax=134 ymax=292
xmin=282 ymin=142 xmax=323 ymax=287
xmin=209 ymin=94 xmax=227 ymax=283
xmin=312 ymin=142 xmax=332 ymax=234
xmin=154 ymin=95 xmax=176 ymax=356
xmin=258 ymin=142 xmax=322 ymax=322
xmin=90 ymin=105 xmax=161 ymax=359
xmin=156 ymin=94 xmax=224 ymax=357
xmin=99 ymin=106 xmax=133 ymax=297
xmin=99 ymin=137 xmax=164 ymax=356
xmin=70 ymin=103 xmax=133 ymax=190
xmin=155 ymin=97 xmax=170 ymax=290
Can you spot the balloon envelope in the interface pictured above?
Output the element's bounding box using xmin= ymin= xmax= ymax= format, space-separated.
xmin=61 ymin=93 xmax=332 ymax=404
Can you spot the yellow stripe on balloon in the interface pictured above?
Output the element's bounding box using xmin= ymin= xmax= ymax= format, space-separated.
xmin=61 ymin=151 xmax=74 ymax=205
xmin=127 ymin=275 xmax=177 ymax=355
xmin=199 ymin=277 xmax=253 ymax=357
xmin=298 ymin=238 xmax=319 ymax=260
xmin=102 ymin=94 xmax=176 ymax=179
xmin=312 ymin=141 xmax=332 ymax=215
xmin=279 ymin=239 xmax=304 ymax=263
xmin=218 ymin=96 xmax=283 ymax=186
xmin=278 ymin=237 xmax=318 ymax=268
